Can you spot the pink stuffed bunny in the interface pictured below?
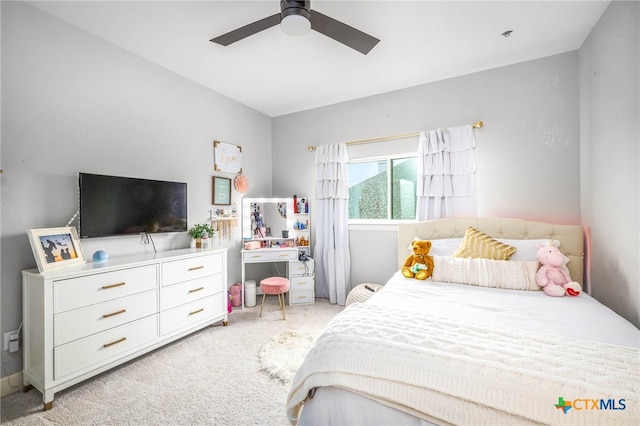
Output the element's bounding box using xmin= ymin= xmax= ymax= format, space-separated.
xmin=535 ymin=243 xmax=581 ymax=297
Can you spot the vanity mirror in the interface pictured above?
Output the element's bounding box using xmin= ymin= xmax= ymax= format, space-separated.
xmin=242 ymin=198 xmax=292 ymax=244
xmin=241 ymin=197 xmax=311 ymax=253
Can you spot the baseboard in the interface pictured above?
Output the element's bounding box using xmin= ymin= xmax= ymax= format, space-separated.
xmin=1 ymin=372 xmax=23 ymax=397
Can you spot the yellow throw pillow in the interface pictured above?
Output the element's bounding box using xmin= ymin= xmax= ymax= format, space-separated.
xmin=453 ymin=226 xmax=516 ymax=260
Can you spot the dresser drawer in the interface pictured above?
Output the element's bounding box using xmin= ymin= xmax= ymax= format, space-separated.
xmin=160 ymin=293 xmax=224 ymax=336
xmin=242 ymin=250 xmax=297 ymax=263
xmin=54 ymin=266 xmax=158 ymax=313
xmin=290 ymin=260 xmax=314 ymax=276
xmin=54 ymin=290 xmax=158 ymax=346
xmin=161 ymin=274 xmax=224 ymax=311
xmin=54 ymin=314 xmax=158 ymax=379
xmin=290 ymin=290 xmax=315 ymax=305
xmin=161 ymin=253 xmax=224 ymax=286
xmin=290 ymin=276 xmax=315 ymax=291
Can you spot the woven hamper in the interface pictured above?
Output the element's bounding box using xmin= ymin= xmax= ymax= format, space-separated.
xmin=345 ymin=283 xmax=383 ymax=306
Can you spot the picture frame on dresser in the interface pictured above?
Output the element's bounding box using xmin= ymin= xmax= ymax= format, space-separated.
xmin=27 ymin=226 xmax=86 ymax=273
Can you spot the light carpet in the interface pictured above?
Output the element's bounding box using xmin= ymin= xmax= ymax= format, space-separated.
xmin=0 ymin=299 xmax=343 ymax=426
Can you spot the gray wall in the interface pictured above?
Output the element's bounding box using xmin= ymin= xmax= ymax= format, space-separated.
xmin=579 ymin=1 xmax=639 ymax=327
xmin=1 ymin=2 xmax=272 ymax=378
xmin=272 ymin=52 xmax=581 ymax=289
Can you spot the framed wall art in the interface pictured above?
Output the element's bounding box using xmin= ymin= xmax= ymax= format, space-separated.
xmin=212 ymin=176 xmax=232 ymax=206
xmin=213 ymin=141 xmax=242 ymax=174
xmin=27 ymin=226 xmax=86 ymax=273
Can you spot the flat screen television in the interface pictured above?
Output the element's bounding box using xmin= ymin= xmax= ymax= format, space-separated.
xmin=79 ymin=173 xmax=187 ymax=238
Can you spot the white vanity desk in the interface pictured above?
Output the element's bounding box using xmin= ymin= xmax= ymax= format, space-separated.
xmin=240 ymin=197 xmax=315 ymax=308
xmin=240 ymin=247 xmax=315 ymax=307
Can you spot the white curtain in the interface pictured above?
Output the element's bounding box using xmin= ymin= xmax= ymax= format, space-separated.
xmin=416 ymin=125 xmax=477 ymax=220
xmin=313 ymin=143 xmax=351 ymax=305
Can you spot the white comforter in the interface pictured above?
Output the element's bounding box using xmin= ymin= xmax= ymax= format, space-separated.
xmin=287 ymin=273 xmax=640 ymax=425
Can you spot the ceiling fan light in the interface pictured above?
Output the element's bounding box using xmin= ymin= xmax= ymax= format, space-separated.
xmin=280 ymin=14 xmax=311 ymax=37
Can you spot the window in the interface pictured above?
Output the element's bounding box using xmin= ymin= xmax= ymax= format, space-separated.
xmin=348 ymin=156 xmax=417 ymax=220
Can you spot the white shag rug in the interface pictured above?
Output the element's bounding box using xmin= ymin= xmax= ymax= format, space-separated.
xmin=258 ymin=331 xmax=316 ymax=383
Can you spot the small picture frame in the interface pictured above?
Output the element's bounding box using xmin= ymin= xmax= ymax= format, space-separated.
xmin=212 ymin=176 xmax=232 ymax=206
xmin=213 ymin=141 xmax=242 ymax=174
xmin=27 ymin=227 xmax=86 ymax=273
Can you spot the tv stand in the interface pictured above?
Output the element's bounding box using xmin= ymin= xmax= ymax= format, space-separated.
xmin=22 ymin=248 xmax=228 ymax=410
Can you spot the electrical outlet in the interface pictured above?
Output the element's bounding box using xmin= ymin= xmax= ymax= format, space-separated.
xmin=3 ymin=331 xmax=18 ymax=352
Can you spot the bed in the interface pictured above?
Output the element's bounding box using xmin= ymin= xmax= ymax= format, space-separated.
xmin=286 ymin=217 xmax=639 ymax=425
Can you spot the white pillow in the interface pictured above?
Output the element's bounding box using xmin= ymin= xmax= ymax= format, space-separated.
xmin=432 ymin=255 xmax=540 ymax=291
xmin=497 ymin=238 xmax=560 ymax=261
xmin=408 ymin=237 xmax=463 ymax=257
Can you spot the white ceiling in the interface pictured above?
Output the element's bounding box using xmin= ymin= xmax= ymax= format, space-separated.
xmin=28 ymin=0 xmax=609 ymax=117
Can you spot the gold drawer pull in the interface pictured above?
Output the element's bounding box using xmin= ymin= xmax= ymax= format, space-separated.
xmin=103 ymin=337 xmax=126 ymax=348
xmin=251 ymin=255 xmax=262 ymax=258
xmin=188 ymin=286 xmax=204 ymax=294
xmin=296 ymin=281 xmax=307 ymax=285
xmin=297 ymin=296 xmax=307 ymax=299
xmin=189 ymin=308 xmax=204 ymax=316
xmin=279 ymin=254 xmax=290 ymax=257
xmin=102 ymin=282 xmax=126 ymax=290
xmin=188 ymin=265 xmax=204 ymax=271
xmin=102 ymin=309 xmax=126 ymax=318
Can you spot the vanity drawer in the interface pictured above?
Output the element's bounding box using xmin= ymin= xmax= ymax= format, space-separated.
xmin=290 ymin=260 xmax=314 ymax=276
xmin=161 ymin=293 xmax=224 ymax=336
xmin=290 ymin=290 xmax=315 ymax=305
xmin=161 ymin=274 xmax=224 ymax=311
xmin=54 ymin=314 xmax=158 ymax=379
xmin=161 ymin=253 xmax=224 ymax=286
xmin=290 ymin=276 xmax=315 ymax=291
xmin=54 ymin=266 xmax=158 ymax=313
xmin=242 ymin=250 xmax=297 ymax=263
xmin=54 ymin=290 xmax=158 ymax=346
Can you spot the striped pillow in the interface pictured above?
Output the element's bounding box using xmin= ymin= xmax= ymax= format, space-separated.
xmin=453 ymin=226 xmax=516 ymax=260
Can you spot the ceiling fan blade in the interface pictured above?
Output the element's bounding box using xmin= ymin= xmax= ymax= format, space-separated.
xmin=310 ymin=10 xmax=379 ymax=55
xmin=210 ymin=13 xmax=280 ymax=46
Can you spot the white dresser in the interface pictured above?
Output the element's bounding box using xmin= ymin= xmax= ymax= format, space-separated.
xmin=22 ymin=248 xmax=227 ymax=410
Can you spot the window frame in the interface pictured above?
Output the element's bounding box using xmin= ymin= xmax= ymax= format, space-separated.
xmin=347 ymin=153 xmax=418 ymax=224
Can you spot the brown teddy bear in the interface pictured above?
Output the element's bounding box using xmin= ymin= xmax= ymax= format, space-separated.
xmin=402 ymin=239 xmax=434 ymax=280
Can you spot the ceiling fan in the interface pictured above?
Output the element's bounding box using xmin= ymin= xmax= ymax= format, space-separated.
xmin=210 ymin=0 xmax=380 ymax=55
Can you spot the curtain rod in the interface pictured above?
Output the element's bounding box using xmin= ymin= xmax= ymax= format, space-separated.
xmin=307 ymin=120 xmax=483 ymax=151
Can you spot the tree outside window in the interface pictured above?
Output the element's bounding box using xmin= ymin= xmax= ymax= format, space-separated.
xmin=348 ymin=156 xmax=417 ymax=220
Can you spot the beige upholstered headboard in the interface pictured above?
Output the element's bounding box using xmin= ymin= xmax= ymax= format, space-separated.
xmin=397 ymin=217 xmax=584 ymax=285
